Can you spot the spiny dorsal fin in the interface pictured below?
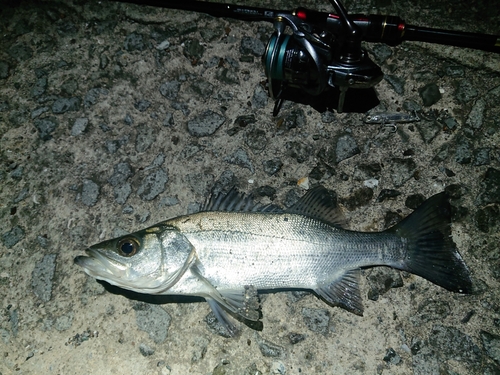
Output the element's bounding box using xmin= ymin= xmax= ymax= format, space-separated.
xmin=202 ymin=187 xmax=282 ymax=213
xmin=286 ymin=186 xmax=347 ymax=228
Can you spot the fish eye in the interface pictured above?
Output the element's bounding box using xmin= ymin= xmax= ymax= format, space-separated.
xmin=117 ymin=237 xmax=140 ymax=257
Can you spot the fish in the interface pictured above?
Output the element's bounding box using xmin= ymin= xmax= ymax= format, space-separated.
xmin=74 ymin=185 xmax=472 ymax=336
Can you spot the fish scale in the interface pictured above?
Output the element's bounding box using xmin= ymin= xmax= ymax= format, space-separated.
xmin=169 ymin=211 xmax=404 ymax=290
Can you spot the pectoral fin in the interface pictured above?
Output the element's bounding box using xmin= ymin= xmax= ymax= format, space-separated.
xmin=191 ymin=266 xmax=261 ymax=336
xmin=315 ymin=269 xmax=364 ymax=315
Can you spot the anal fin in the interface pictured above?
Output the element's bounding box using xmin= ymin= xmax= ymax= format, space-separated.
xmin=315 ymin=269 xmax=364 ymax=316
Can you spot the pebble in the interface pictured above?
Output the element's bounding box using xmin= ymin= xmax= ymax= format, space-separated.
xmin=108 ymin=162 xmax=132 ymax=186
xmin=302 ymin=308 xmax=330 ymax=335
xmin=389 ymin=158 xmax=417 ymax=187
xmin=418 ymin=83 xmax=441 ymax=106
xmin=480 ymin=330 xmax=500 ymax=364
xmin=1 ymin=225 xmax=25 ymax=248
xmin=159 ymin=80 xmax=181 ymax=100
xmin=32 ymin=76 xmax=47 ymax=97
xmin=251 ymin=85 xmax=268 ymax=109
xmin=255 ymin=334 xmax=286 ymax=358
xmin=187 ymin=110 xmax=226 ymax=137
xmin=137 ymin=168 xmax=168 ymax=201
xmin=262 ymin=158 xmax=283 ymax=176
xmin=84 ymin=87 xmax=108 ymax=107
xmin=366 ymin=267 xmax=403 ymax=301
xmin=384 ymin=74 xmax=405 ymax=95
xmin=81 ymin=179 xmax=100 ymax=206
xmin=476 ymin=168 xmax=500 ymax=205
xmin=240 ymin=36 xmax=265 ymax=56
xmin=31 ymin=253 xmax=57 ymax=302
xmin=34 ymin=117 xmax=58 ymax=140
xmin=336 ymin=133 xmax=360 ymax=163
xmin=133 ymin=303 xmax=171 ymax=344
xmin=52 ymin=97 xmax=80 ymax=114
xmin=113 ymin=183 xmax=131 ymax=205
xmin=71 ymin=117 xmax=89 ymax=136
xmin=135 ymin=124 xmax=155 ymax=152
xmin=224 ymin=148 xmax=254 ymax=172
xmin=466 ymin=98 xmax=485 ymax=130
xmin=124 ymin=32 xmax=146 ymax=51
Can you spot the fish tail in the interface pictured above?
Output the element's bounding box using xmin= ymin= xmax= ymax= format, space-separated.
xmin=388 ymin=192 xmax=473 ymax=294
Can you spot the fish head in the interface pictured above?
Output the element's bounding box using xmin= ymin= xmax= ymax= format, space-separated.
xmin=74 ymin=224 xmax=195 ymax=294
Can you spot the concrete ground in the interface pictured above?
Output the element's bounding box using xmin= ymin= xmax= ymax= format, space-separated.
xmin=1 ymin=0 xmax=499 ymax=374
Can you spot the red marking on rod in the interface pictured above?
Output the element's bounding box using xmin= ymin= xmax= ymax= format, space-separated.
xmin=297 ymin=10 xmax=307 ymax=19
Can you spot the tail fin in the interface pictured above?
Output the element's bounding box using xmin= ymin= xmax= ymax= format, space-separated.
xmin=389 ymin=192 xmax=473 ymax=294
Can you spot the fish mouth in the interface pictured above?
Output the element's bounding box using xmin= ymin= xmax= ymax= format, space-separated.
xmin=74 ymin=248 xmax=164 ymax=292
xmin=74 ymin=248 xmax=128 ymax=282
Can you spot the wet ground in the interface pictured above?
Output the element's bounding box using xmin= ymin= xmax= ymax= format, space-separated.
xmin=1 ymin=0 xmax=499 ymax=374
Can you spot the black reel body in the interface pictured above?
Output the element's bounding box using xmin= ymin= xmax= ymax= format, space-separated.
xmin=262 ymin=1 xmax=384 ymax=115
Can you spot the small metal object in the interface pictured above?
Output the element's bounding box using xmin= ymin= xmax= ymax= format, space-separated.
xmin=364 ymin=111 xmax=420 ymax=125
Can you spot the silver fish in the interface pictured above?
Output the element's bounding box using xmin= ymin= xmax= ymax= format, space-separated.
xmin=74 ymin=186 xmax=472 ymax=335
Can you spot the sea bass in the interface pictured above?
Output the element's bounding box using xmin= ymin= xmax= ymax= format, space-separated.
xmin=74 ymin=186 xmax=472 ymax=335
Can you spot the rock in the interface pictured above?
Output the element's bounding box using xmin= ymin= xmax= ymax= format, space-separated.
xmin=480 ymin=330 xmax=500 ymax=365
xmin=108 ymin=162 xmax=132 ymax=186
xmin=342 ymin=188 xmax=374 ymax=210
xmin=187 ymin=110 xmax=226 ymax=137
xmin=476 ymin=168 xmax=500 ymax=205
xmin=84 ymin=88 xmax=108 ymax=107
xmin=419 ymin=83 xmax=441 ymax=106
xmin=32 ymin=253 xmax=57 ymax=302
xmin=389 ymin=158 xmax=417 ymax=187
xmin=124 ymin=32 xmax=146 ymax=51
xmin=240 ymin=36 xmax=265 ymax=56
xmin=428 ymin=325 xmax=481 ymax=365
xmin=367 ymin=267 xmax=403 ymax=301
xmin=255 ymin=334 xmax=286 ymax=358
xmin=263 ymin=158 xmax=283 ymax=176
xmin=81 ymin=179 xmax=100 ymax=206
xmin=302 ymin=308 xmax=330 ymax=335
xmin=245 ymin=129 xmax=267 ymax=153
xmin=183 ymin=38 xmax=204 ymax=60
xmin=384 ymin=74 xmax=405 ymax=95
xmin=2 ymin=226 xmax=25 ymax=248
xmin=454 ymin=80 xmax=478 ymax=103
xmin=133 ymin=303 xmax=171 ymax=344
xmin=224 ymin=148 xmax=254 ymax=172
xmin=32 ymin=76 xmax=47 ymax=97
xmin=34 ymin=117 xmax=58 ymax=140
xmin=159 ymin=80 xmax=181 ymax=100
xmin=71 ymin=117 xmax=89 ymax=136
xmin=251 ymin=85 xmax=268 ymax=108
xmin=336 ymin=133 xmax=360 ymax=163
xmin=135 ymin=123 xmax=155 ymax=152
xmin=466 ymin=99 xmax=485 ymax=130
xmin=0 ymin=60 xmax=9 ymax=79
xmin=137 ymin=168 xmax=168 ymax=201
xmin=52 ymin=97 xmax=80 ymax=114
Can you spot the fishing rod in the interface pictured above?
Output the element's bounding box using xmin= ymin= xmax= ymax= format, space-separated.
xmin=115 ymin=0 xmax=500 ymax=114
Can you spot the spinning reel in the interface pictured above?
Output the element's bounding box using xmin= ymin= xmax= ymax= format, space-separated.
xmin=263 ymin=0 xmax=383 ymax=115
xmin=117 ymin=0 xmax=500 ymax=115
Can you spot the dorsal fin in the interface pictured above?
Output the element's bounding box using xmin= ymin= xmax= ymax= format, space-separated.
xmin=202 ymin=187 xmax=282 ymax=213
xmin=286 ymin=186 xmax=347 ymax=228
